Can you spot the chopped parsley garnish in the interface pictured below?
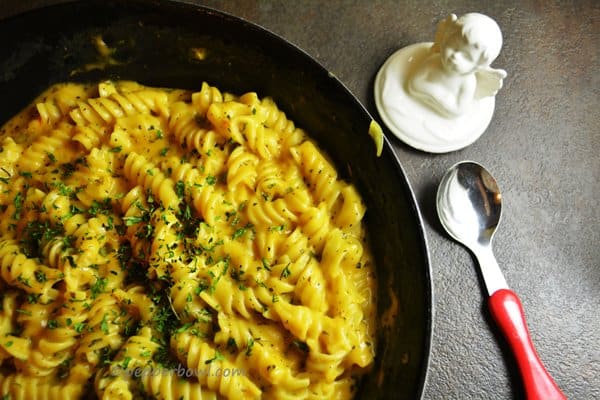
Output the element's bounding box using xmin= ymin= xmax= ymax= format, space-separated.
xmin=194 ymin=279 xmax=210 ymax=295
xmin=152 ymin=345 xmax=178 ymax=369
xmin=26 ymin=293 xmax=41 ymax=304
xmin=175 ymin=322 xmax=193 ymax=333
xmin=209 ymin=258 xmax=230 ymax=293
xmin=269 ymin=224 xmax=285 ymax=232
xmin=62 ymin=235 xmax=74 ymax=248
xmin=245 ymin=338 xmax=255 ymax=357
xmin=261 ymin=258 xmax=272 ymax=272
xmin=117 ymin=243 xmax=132 ymax=269
xmin=205 ymin=175 xmax=216 ymax=185
xmin=232 ymin=227 xmax=247 ymax=240
xmin=205 ymin=350 xmax=224 ymax=364
xmin=35 ymin=270 xmax=47 ymax=283
xmin=175 ymin=181 xmax=185 ymax=199
xmin=280 ymin=263 xmax=291 ymax=279
xmin=151 ymin=302 xmax=179 ymax=335
xmin=99 ymin=346 xmax=117 ymax=367
xmin=53 ymin=181 xmax=74 ymax=197
xmin=12 ymin=192 xmax=23 ymax=219
xmin=47 ymin=319 xmax=60 ymax=329
xmin=232 ymin=223 xmax=254 ymax=240
xmin=135 ymin=222 xmax=154 ymax=240
xmin=91 ymin=277 xmax=108 ymax=299
xmin=123 ymin=216 xmax=144 ymax=226
xmin=74 ymin=322 xmax=86 ymax=333
xmin=19 ymin=220 xmax=64 ymax=258
xmin=88 ymin=198 xmax=112 ymax=216
xmin=121 ymin=356 xmax=132 ymax=369
xmin=100 ymin=314 xmax=109 ymax=334
xmin=16 ymin=275 xmax=31 ymax=288
xmin=59 ymin=162 xmax=77 ymax=178
xmin=57 ymin=356 xmax=73 ymax=379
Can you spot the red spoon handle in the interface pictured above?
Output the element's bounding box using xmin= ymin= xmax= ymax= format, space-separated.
xmin=489 ymin=289 xmax=567 ymax=400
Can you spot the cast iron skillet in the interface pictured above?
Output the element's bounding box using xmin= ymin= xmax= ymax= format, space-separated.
xmin=0 ymin=1 xmax=432 ymax=398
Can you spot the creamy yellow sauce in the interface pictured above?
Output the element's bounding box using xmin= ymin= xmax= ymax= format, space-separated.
xmin=0 ymin=81 xmax=376 ymax=399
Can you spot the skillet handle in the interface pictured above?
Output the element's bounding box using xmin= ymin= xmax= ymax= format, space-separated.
xmin=488 ymin=289 xmax=567 ymax=400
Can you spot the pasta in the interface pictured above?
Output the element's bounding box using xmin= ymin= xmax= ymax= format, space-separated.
xmin=0 ymin=80 xmax=376 ymax=399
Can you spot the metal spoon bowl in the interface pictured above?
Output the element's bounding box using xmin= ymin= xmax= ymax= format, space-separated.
xmin=436 ymin=161 xmax=566 ymax=400
xmin=436 ymin=161 xmax=508 ymax=295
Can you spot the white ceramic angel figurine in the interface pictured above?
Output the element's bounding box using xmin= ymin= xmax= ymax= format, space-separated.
xmin=374 ymin=13 xmax=507 ymax=153
xmin=408 ymin=13 xmax=506 ymax=118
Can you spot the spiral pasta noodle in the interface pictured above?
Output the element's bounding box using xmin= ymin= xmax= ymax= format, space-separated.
xmin=17 ymin=125 xmax=73 ymax=172
xmin=0 ymin=239 xmax=61 ymax=301
xmin=0 ymin=80 xmax=376 ymax=399
xmin=172 ymin=331 xmax=261 ymax=400
xmin=0 ymin=373 xmax=84 ymax=400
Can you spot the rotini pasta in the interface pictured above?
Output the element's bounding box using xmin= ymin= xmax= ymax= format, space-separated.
xmin=0 ymin=80 xmax=376 ymax=399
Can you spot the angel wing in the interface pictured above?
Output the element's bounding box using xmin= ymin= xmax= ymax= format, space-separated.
xmin=431 ymin=13 xmax=458 ymax=53
xmin=474 ymin=67 xmax=507 ymax=99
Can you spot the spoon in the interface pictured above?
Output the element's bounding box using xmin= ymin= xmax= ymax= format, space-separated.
xmin=436 ymin=161 xmax=566 ymax=400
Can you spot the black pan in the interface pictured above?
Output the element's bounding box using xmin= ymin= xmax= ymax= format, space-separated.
xmin=0 ymin=1 xmax=432 ymax=398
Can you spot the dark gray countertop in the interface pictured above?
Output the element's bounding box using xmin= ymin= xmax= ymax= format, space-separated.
xmin=1 ymin=1 xmax=598 ymax=399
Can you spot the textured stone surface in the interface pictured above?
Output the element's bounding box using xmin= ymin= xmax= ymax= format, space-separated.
xmin=1 ymin=1 xmax=598 ymax=399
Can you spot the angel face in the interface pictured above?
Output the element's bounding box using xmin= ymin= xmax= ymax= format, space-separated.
xmin=441 ymin=32 xmax=485 ymax=75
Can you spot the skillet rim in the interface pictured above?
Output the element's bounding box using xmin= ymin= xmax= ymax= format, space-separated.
xmin=0 ymin=0 xmax=433 ymax=397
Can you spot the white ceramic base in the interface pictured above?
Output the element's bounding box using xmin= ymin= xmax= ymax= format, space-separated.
xmin=374 ymin=43 xmax=496 ymax=153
